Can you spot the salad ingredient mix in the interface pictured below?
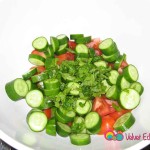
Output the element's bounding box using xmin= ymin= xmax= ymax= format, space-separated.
xmin=5 ymin=34 xmax=144 ymax=146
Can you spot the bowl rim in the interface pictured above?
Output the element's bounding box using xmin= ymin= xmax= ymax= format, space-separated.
xmin=0 ymin=130 xmax=150 ymax=150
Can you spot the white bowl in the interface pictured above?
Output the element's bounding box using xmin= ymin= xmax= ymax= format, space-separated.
xmin=0 ymin=0 xmax=150 ymax=149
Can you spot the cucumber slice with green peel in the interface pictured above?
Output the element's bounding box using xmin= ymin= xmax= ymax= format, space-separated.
xmin=55 ymin=43 xmax=68 ymax=55
xmin=101 ymin=79 xmax=111 ymax=93
xmin=5 ymin=78 xmax=29 ymax=101
xmin=113 ymin=112 xmax=135 ymax=132
xmin=116 ymin=75 xmax=130 ymax=90
xmin=106 ymin=85 xmax=120 ymax=100
xmin=75 ymin=36 xmax=91 ymax=44
xmin=57 ymin=34 xmax=69 ymax=45
xmin=26 ymin=80 xmax=37 ymax=91
xmin=102 ymin=51 xmax=120 ymax=62
xmin=123 ymin=64 xmax=139 ymax=82
xmin=75 ymin=100 xmax=91 ymax=115
xmin=43 ymin=78 xmax=60 ymax=89
xmin=46 ymin=117 xmax=56 ymax=136
xmin=67 ymin=82 xmax=80 ymax=96
xmin=56 ymin=122 xmax=71 ymax=137
xmin=43 ymin=88 xmax=60 ymax=97
xmin=70 ymin=134 xmax=91 ymax=146
xmin=114 ymin=54 xmax=126 ymax=70
xmin=50 ymin=36 xmax=59 ymax=52
xmin=25 ymin=90 xmax=43 ymax=108
xmin=75 ymin=44 xmax=89 ymax=55
xmin=31 ymin=72 xmax=48 ymax=83
xmin=94 ymin=60 xmax=108 ymax=68
xmin=99 ymin=38 xmax=118 ymax=55
xmin=55 ymin=109 xmax=68 ymax=124
xmin=22 ymin=68 xmax=37 ymax=80
xmin=107 ymin=70 xmax=119 ymax=85
xmin=119 ymin=88 xmax=140 ymax=109
xmin=44 ymin=45 xmax=54 ymax=58
xmin=130 ymin=82 xmax=144 ymax=95
xmin=26 ymin=109 xmax=48 ymax=132
xmin=85 ymin=112 xmax=101 ymax=134
xmin=70 ymin=34 xmax=84 ymax=40
xmin=57 ymin=107 xmax=76 ymax=123
xmin=32 ymin=37 xmax=48 ymax=52
xmin=28 ymin=54 xmax=45 ymax=66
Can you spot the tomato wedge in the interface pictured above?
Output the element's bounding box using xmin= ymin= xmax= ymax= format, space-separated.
xmin=56 ymin=52 xmax=75 ymax=65
xmin=43 ymin=108 xmax=51 ymax=119
xmin=31 ymin=50 xmax=46 ymax=58
xmin=109 ymin=109 xmax=131 ymax=120
xmin=86 ymin=38 xmax=101 ymax=50
xmin=68 ymin=41 xmax=76 ymax=50
xmin=118 ymin=60 xmax=128 ymax=74
xmin=98 ymin=115 xmax=115 ymax=135
xmin=92 ymin=96 xmax=116 ymax=117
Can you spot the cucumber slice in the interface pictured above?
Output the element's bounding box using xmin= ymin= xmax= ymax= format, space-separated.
xmin=75 ymin=100 xmax=91 ymax=115
xmin=32 ymin=37 xmax=48 ymax=51
xmin=5 ymin=78 xmax=29 ymax=101
xmin=55 ymin=109 xmax=68 ymax=124
xmin=114 ymin=54 xmax=126 ymax=70
xmin=44 ymin=45 xmax=54 ymax=58
xmin=57 ymin=34 xmax=69 ymax=45
xmin=123 ymin=64 xmax=139 ymax=82
xmin=75 ymin=36 xmax=91 ymax=44
xmin=27 ymin=109 xmax=47 ymax=132
xmin=130 ymin=82 xmax=144 ymax=95
xmin=99 ymin=38 xmax=118 ymax=55
xmin=107 ymin=70 xmax=119 ymax=85
xmin=70 ymin=134 xmax=91 ymax=146
xmin=116 ymin=75 xmax=130 ymax=90
xmin=31 ymin=72 xmax=48 ymax=83
xmin=113 ymin=112 xmax=135 ymax=132
xmin=94 ymin=60 xmax=108 ymax=68
xmin=28 ymin=54 xmax=45 ymax=66
xmin=106 ymin=85 xmax=120 ymax=100
xmin=56 ymin=122 xmax=71 ymax=137
xmin=50 ymin=36 xmax=59 ymax=52
xmin=25 ymin=90 xmax=43 ymax=108
xmin=85 ymin=112 xmax=101 ymax=134
xmin=70 ymin=34 xmax=84 ymax=40
xmin=75 ymin=44 xmax=89 ymax=56
xmin=46 ymin=117 xmax=56 ymax=136
xmin=56 ymin=43 xmax=68 ymax=55
xmin=43 ymin=78 xmax=60 ymax=89
xmin=102 ymin=51 xmax=120 ymax=62
xmin=43 ymin=88 xmax=60 ymax=97
xmin=26 ymin=80 xmax=37 ymax=91
xmin=67 ymin=82 xmax=80 ymax=96
xmin=119 ymin=88 xmax=140 ymax=109
xmin=22 ymin=68 xmax=37 ymax=80
xmin=57 ymin=107 xmax=76 ymax=123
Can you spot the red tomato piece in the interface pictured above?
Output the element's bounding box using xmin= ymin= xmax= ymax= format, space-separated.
xmin=30 ymin=66 xmax=45 ymax=73
xmin=98 ymin=115 xmax=115 ymax=135
xmin=120 ymin=60 xmax=128 ymax=69
xmin=68 ymin=41 xmax=76 ymax=50
xmin=43 ymin=109 xmax=51 ymax=119
xmin=31 ymin=50 xmax=46 ymax=58
xmin=86 ymin=38 xmax=101 ymax=50
xmin=56 ymin=52 xmax=75 ymax=65
xmin=95 ymin=49 xmax=102 ymax=56
xmin=92 ymin=96 xmax=115 ymax=117
xmin=109 ymin=109 xmax=131 ymax=120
